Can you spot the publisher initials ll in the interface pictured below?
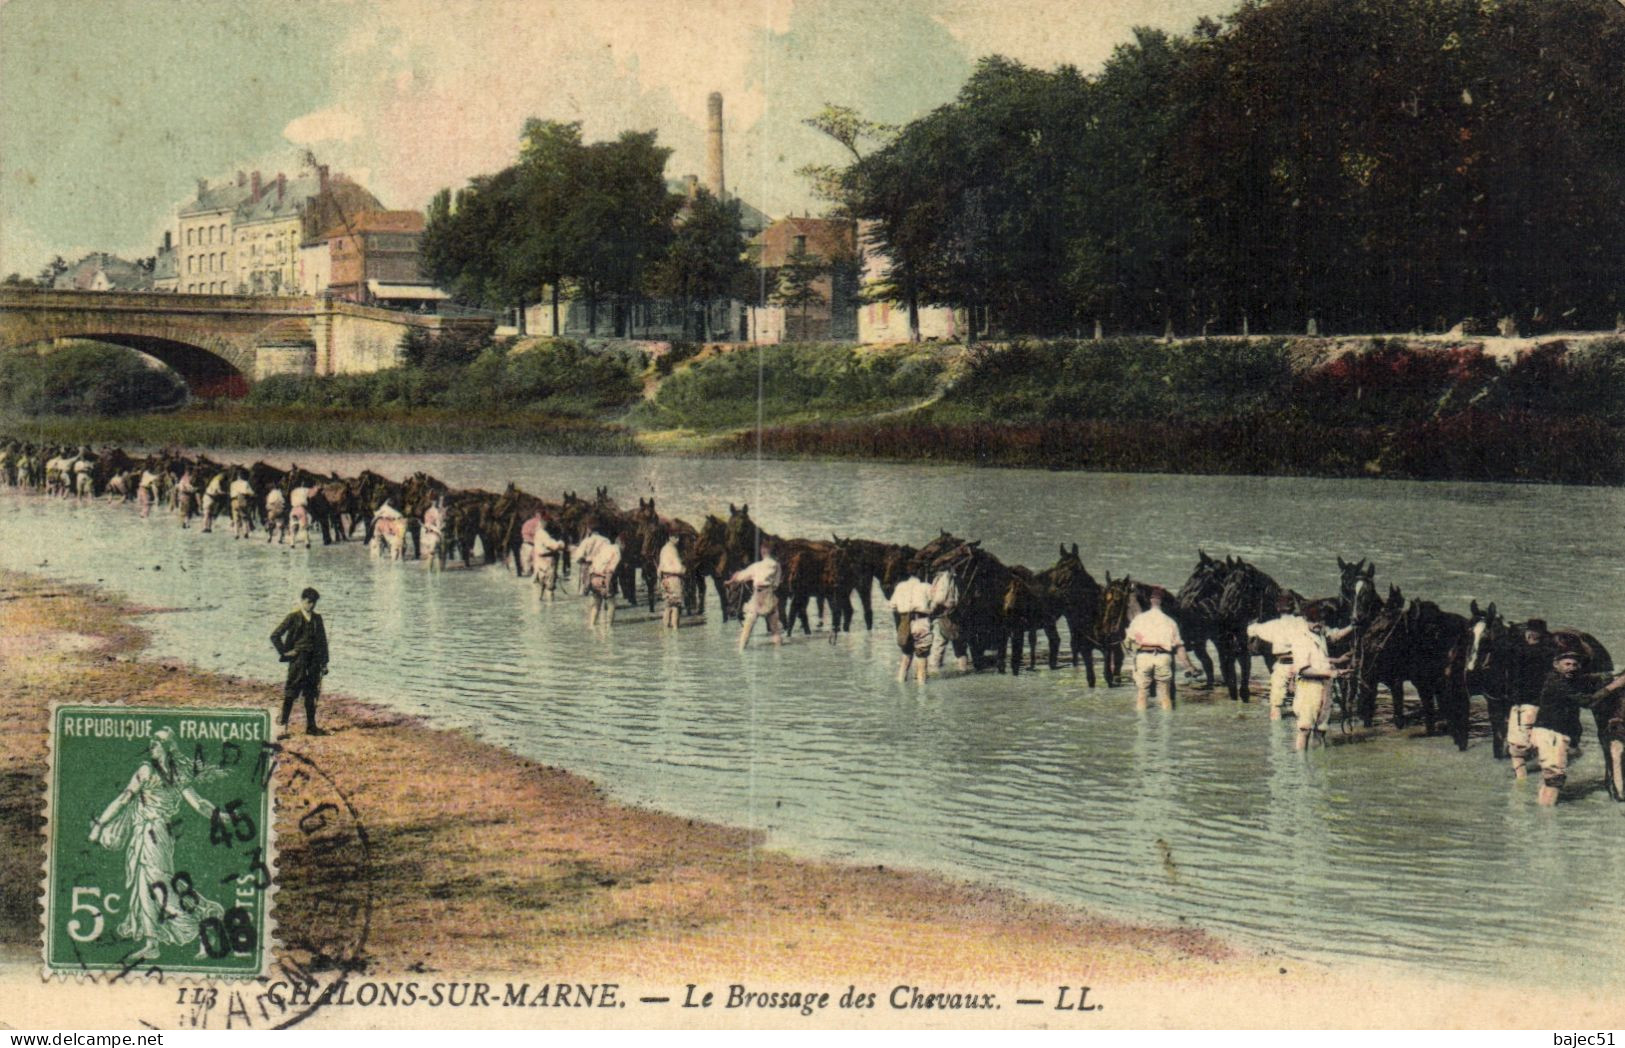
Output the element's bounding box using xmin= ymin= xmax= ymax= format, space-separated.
xmin=1055 ymin=986 xmax=1097 ymax=1011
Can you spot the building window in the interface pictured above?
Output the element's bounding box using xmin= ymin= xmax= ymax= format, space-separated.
xmin=793 ymin=234 xmax=807 ymax=254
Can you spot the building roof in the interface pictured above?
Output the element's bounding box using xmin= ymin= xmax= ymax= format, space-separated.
xmin=52 ymin=252 xmax=154 ymax=291
xmin=752 ymin=215 xmax=856 ymax=268
xmin=320 ymin=210 xmax=425 ymax=241
xmin=367 ymin=281 xmax=448 ymax=301
xmin=178 ymin=179 xmax=253 ymax=217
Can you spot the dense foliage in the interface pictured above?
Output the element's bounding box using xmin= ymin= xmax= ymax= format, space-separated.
xmin=248 ymin=337 xmax=641 ymax=417
xmin=0 ymin=344 xmax=187 ymax=415
xmin=732 ymin=339 xmax=1625 ymax=484
xmin=424 ymin=120 xmax=753 ymax=339
xmin=837 ymin=0 xmax=1625 ymax=337
xmin=641 ymin=344 xmax=946 ymax=430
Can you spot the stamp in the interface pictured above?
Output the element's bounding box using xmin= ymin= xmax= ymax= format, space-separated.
xmin=44 ymin=704 xmax=273 ymax=979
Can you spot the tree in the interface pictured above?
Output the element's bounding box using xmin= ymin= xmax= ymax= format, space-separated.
xmin=37 ymin=256 xmax=68 ymax=288
xmin=650 ymin=188 xmax=751 ymax=341
xmin=560 ymin=131 xmax=678 ymax=336
xmin=772 ymin=244 xmax=825 ymax=339
xmin=511 ymin=120 xmax=585 ymax=335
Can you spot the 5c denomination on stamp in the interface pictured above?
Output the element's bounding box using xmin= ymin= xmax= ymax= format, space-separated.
xmin=44 ymin=703 xmax=274 ymax=978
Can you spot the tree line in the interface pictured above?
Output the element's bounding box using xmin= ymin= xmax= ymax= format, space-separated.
xmin=423 ymin=120 xmax=755 ymax=340
xmin=828 ymin=0 xmax=1625 ymax=338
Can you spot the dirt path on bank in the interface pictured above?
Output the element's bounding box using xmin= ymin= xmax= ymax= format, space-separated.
xmin=0 ymin=571 xmax=1611 ymax=1028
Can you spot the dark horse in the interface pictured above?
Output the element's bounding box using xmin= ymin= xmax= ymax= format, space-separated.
xmin=1095 ymin=574 xmax=1143 ymax=687
xmin=1337 ymin=556 xmax=1379 ymax=628
xmin=921 ymin=536 xmax=1026 ymax=674
xmin=1464 ymin=600 xmax=1519 ymax=758
xmin=1037 ymin=544 xmax=1105 ymax=686
xmin=1354 ymin=587 xmax=1473 ymax=749
xmin=1174 ymin=551 xmax=1281 ymax=702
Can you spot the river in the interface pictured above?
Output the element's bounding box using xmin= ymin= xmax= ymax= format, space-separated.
xmin=3 ymin=452 xmax=1621 ymax=987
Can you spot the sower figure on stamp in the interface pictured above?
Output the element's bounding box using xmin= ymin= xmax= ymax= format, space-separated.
xmin=88 ymin=726 xmax=227 ymax=962
xmin=272 ymin=586 xmax=330 ymax=736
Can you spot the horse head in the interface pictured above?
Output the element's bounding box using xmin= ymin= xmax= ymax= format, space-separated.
xmin=1097 ymin=575 xmax=1138 ymax=641
xmin=724 ymin=503 xmax=759 ymax=558
xmin=1466 ymin=599 xmax=1505 ymax=673
xmin=874 ymin=544 xmax=916 ymax=598
xmin=1339 ymin=558 xmax=1378 ymax=626
xmin=1177 ymin=553 xmax=1230 ymax=618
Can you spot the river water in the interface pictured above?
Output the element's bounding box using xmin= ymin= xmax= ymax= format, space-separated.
xmin=3 ymin=453 xmax=1622 ymax=987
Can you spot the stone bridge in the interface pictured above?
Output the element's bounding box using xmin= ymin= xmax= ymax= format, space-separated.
xmin=0 ymin=288 xmax=494 ymax=397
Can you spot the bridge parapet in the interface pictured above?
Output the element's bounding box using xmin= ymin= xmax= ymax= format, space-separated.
xmin=0 ymin=287 xmax=316 ymax=315
xmin=0 ymin=286 xmax=497 ymax=390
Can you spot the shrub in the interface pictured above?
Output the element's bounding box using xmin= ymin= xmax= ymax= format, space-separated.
xmin=0 ymin=344 xmax=186 ymax=415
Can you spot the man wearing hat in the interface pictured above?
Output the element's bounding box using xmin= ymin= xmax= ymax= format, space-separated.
xmin=1531 ymin=646 xmax=1625 ymax=806
xmin=1291 ymin=604 xmax=1354 ymax=751
xmin=1505 ymin=620 xmax=1556 ymax=780
xmin=1126 ymin=587 xmax=1200 ymax=711
xmin=1246 ymin=594 xmax=1313 ymax=721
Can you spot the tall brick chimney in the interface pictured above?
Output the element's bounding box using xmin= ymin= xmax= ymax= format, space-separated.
xmin=706 ymin=92 xmax=725 ymax=199
xmin=251 ymin=171 xmax=262 ymax=202
xmin=319 ymin=164 xmax=329 ymax=195
xmin=276 ymin=172 xmax=285 ymax=203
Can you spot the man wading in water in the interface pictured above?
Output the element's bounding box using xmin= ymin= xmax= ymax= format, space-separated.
xmin=730 ymin=540 xmax=784 ymax=651
xmin=271 ymin=587 xmax=330 ymax=736
xmin=1531 ymin=648 xmax=1625 ymax=806
xmin=1126 ymin=587 xmax=1199 ymax=711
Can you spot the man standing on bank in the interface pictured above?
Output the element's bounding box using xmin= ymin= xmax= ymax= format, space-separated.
xmin=271 ymin=587 xmax=330 ymax=736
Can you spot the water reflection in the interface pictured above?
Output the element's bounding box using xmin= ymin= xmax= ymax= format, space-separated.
xmin=2 ymin=456 xmax=1622 ymax=987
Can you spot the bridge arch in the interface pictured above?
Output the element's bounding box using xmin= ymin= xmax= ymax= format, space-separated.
xmin=35 ymin=334 xmax=252 ymax=399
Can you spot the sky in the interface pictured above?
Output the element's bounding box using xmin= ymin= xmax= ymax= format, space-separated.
xmin=0 ymin=0 xmax=1238 ymax=278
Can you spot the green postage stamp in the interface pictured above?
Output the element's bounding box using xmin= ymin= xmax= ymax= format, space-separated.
xmin=44 ymin=704 xmax=274 ymax=978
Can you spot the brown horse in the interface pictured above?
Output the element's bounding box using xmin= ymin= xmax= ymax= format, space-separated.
xmin=1038 ymin=544 xmax=1105 ymax=685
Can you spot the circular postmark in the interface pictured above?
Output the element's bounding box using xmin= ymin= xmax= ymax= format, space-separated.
xmin=125 ymin=739 xmax=375 ymax=1031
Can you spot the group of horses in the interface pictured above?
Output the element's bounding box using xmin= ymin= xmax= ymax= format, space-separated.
xmin=4 ymin=438 xmax=1620 ymax=801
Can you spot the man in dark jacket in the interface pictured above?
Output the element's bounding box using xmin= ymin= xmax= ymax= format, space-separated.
xmin=271 ymin=587 xmax=330 ymax=736
xmin=1506 ymin=620 xmax=1555 ymax=779
xmin=1532 ymin=649 xmax=1625 ymax=806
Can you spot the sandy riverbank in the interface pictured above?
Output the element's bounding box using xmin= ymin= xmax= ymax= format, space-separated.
xmin=0 ymin=571 xmax=1611 ymax=1029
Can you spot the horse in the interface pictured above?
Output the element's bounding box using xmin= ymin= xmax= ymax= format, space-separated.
xmin=779 ymin=539 xmax=856 ymax=639
xmin=1036 ymin=544 xmax=1105 ymax=684
xmin=1353 ymin=587 xmax=1472 ymax=749
xmin=831 ymin=536 xmax=903 ymax=631
xmin=1337 ymin=556 xmax=1379 ymax=628
xmin=1002 ymin=563 xmax=1063 ymax=672
xmin=929 ymin=538 xmax=1022 ymax=674
xmin=627 ymin=500 xmax=699 ymax=613
xmin=1095 ymin=575 xmax=1139 ymax=686
xmin=1465 ymin=600 xmax=1519 ymax=758
xmin=1172 ymin=551 xmax=1237 ymax=698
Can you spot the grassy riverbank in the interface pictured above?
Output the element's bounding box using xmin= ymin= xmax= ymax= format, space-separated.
xmin=6 ymin=334 xmax=1622 ymax=482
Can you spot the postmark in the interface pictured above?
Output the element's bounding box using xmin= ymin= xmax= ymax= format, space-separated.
xmin=44 ymin=704 xmax=273 ymax=979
